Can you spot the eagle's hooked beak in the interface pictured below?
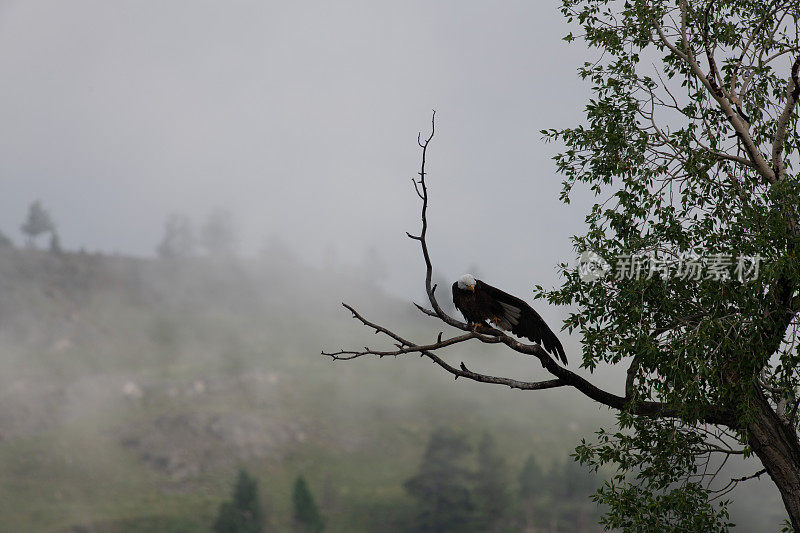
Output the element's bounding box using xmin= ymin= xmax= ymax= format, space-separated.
xmin=470 ymin=285 xmax=475 ymax=293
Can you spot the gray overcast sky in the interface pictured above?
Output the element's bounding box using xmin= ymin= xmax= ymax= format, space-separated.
xmin=0 ymin=0 xmax=595 ymax=300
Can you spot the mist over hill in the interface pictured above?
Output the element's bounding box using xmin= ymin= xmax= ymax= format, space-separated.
xmin=0 ymin=246 xmax=784 ymax=531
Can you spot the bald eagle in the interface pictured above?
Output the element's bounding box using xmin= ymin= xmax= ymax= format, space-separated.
xmin=452 ymin=274 xmax=567 ymax=364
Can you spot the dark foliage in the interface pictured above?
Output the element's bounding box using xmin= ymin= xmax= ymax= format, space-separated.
xmin=473 ymin=432 xmax=510 ymax=531
xmin=293 ymin=475 xmax=324 ymax=532
xmin=404 ymin=427 xmax=476 ymax=532
xmin=20 ymin=200 xmax=55 ymax=246
xmin=213 ymin=469 xmax=265 ymax=533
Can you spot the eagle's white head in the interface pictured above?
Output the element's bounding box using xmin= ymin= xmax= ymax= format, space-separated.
xmin=457 ymin=274 xmax=477 ymax=291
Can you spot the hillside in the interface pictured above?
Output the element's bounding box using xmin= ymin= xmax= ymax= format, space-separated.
xmin=0 ymin=248 xmax=783 ymax=531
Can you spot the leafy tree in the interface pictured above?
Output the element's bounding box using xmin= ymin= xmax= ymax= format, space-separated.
xmin=201 ymin=208 xmax=236 ymax=257
xmin=20 ymin=200 xmax=54 ymax=247
xmin=546 ymin=0 xmax=800 ymax=528
xmin=292 ymin=475 xmax=324 ymax=532
xmin=403 ymin=427 xmax=475 ymax=532
xmin=156 ymin=213 xmax=195 ymax=259
xmin=329 ymin=0 xmax=800 ymax=529
xmin=473 ymin=432 xmax=510 ymax=531
xmin=213 ymin=469 xmax=265 ymax=533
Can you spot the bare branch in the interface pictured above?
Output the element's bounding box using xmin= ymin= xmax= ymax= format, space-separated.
xmin=655 ymin=2 xmax=777 ymax=184
xmin=415 ymin=111 xmax=464 ymax=328
xmin=322 ymin=304 xmax=566 ymax=391
xmin=322 ymin=305 xmax=501 ymax=360
xmin=730 ymin=0 xmax=782 ymax=100
xmin=702 ymin=0 xmax=728 ymax=101
xmin=772 ymin=54 xmax=800 ymax=180
xmin=324 ymin=113 xmax=738 ymax=434
xmin=709 ymin=468 xmax=768 ymax=501
xmin=413 ymin=302 xmax=438 ymax=317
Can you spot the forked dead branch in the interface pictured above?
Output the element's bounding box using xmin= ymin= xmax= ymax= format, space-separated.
xmin=322 ymin=111 xmax=733 ymax=427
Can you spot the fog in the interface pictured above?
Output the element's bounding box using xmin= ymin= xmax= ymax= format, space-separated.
xmin=0 ymin=1 xmax=787 ymax=531
xmin=0 ymin=1 xmax=595 ymax=299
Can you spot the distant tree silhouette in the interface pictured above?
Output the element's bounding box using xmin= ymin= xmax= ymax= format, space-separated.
xmin=49 ymin=231 xmax=63 ymax=254
xmin=292 ymin=475 xmax=324 ymax=532
xmin=404 ymin=427 xmax=475 ymax=532
xmin=473 ymin=433 xmax=510 ymax=531
xmin=547 ymin=459 xmax=598 ymax=530
xmin=156 ymin=213 xmax=195 ymax=259
xmin=201 ymin=208 xmax=236 ymax=257
xmin=0 ymin=229 xmax=13 ymax=248
xmin=260 ymin=235 xmax=298 ymax=265
xmin=20 ymin=200 xmax=55 ymax=247
xmin=555 ymin=459 xmax=596 ymax=502
xmin=519 ymin=454 xmax=544 ymax=501
xmin=361 ymin=246 xmax=387 ymax=285
xmin=518 ymin=457 xmax=600 ymax=532
xmin=518 ymin=454 xmax=544 ymax=529
xmin=213 ymin=468 xmax=265 ymax=533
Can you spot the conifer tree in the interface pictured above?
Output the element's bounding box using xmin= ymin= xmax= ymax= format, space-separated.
xmin=201 ymin=208 xmax=236 ymax=257
xmin=518 ymin=454 xmax=544 ymax=529
xmin=292 ymin=475 xmax=324 ymax=532
xmin=20 ymin=200 xmax=55 ymax=247
xmin=404 ymin=427 xmax=475 ymax=532
xmin=213 ymin=469 xmax=264 ymax=533
xmin=473 ymin=432 xmax=509 ymax=531
xmin=49 ymin=231 xmax=62 ymax=254
xmin=0 ymin=229 xmax=13 ymax=248
xmin=156 ymin=213 xmax=195 ymax=259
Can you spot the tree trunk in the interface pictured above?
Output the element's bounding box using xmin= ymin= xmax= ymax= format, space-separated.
xmin=746 ymin=388 xmax=800 ymax=530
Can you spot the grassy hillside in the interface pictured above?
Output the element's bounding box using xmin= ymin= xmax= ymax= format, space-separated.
xmin=0 ymin=248 xmax=784 ymax=531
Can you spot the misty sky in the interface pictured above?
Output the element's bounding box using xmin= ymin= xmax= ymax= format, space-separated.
xmin=0 ymin=1 xmax=596 ymax=301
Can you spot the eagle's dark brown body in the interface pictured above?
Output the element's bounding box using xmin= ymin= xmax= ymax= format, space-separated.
xmin=452 ymin=277 xmax=567 ymax=364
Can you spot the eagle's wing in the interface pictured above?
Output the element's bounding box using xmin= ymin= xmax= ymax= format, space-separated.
xmin=478 ymin=280 xmax=567 ymax=364
xmin=452 ymin=282 xmax=464 ymax=314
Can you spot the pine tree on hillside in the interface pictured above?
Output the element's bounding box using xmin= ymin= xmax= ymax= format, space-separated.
xmin=201 ymin=208 xmax=236 ymax=257
xmin=20 ymin=200 xmax=55 ymax=247
xmin=49 ymin=231 xmax=63 ymax=254
xmin=156 ymin=213 xmax=195 ymax=259
xmin=0 ymin=229 xmax=13 ymax=248
xmin=473 ymin=432 xmax=510 ymax=531
xmin=404 ymin=427 xmax=475 ymax=532
xmin=213 ymin=469 xmax=265 ymax=533
xmin=518 ymin=454 xmax=544 ymax=530
xmin=519 ymin=454 xmax=544 ymax=501
xmin=548 ymin=460 xmax=599 ymax=530
xmin=292 ymin=475 xmax=324 ymax=532
xmin=555 ymin=460 xmax=596 ymax=502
